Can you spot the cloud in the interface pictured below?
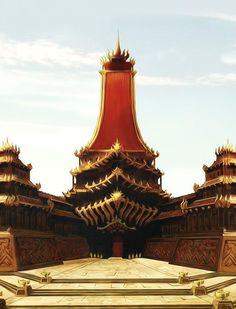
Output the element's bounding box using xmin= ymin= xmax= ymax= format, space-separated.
xmin=0 ymin=37 xmax=102 ymax=118
xmin=0 ymin=38 xmax=103 ymax=68
xmin=184 ymin=12 xmax=236 ymax=24
xmin=136 ymin=75 xmax=191 ymax=86
xmin=206 ymin=13 xmax=236 ymax=23
xmin=137 ymin=73 xmax=236 ymax=87
xmin=221 ymin=53 xmax=236 ymax=65
xmin=197 ymin=73 xmax=236 ymax=84
xmin=0 ymin=66 xmax=100 ymax=118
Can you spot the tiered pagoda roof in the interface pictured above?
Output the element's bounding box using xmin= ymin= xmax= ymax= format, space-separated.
xmin=0 ymin=139 xmax=78 ymax=220
xmin=153 ymin=142 xmax=236 ymax=222
xmin=179 ymin=142 xmax=236 ymax=213
xmin=0 ymin=139 xmax=42 ymax=204
xmin=66 ymin=141 xmax=169 ymax=231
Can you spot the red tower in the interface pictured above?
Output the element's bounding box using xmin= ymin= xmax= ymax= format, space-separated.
xmin=88 ymin=35 xmax=149 ymax=154
xmin=66 ymin=37 xmax=169 ymax=258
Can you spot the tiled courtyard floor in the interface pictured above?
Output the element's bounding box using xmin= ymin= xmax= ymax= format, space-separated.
xmin=0 ymin=258 xmax=235 ymax=308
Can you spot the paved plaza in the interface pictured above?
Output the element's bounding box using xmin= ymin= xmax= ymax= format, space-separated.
xmin=0 ymin=258 xmax=235 ymax=308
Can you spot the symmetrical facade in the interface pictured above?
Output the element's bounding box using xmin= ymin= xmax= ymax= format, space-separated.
xmin=0 ymin=38 xmax=236 ymax=272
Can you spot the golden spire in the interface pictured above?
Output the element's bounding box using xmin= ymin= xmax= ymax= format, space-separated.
xmin=215 ymin=141 xmax=236 ymax=156
xmin=100 ymin=34 xmax=135 ymax=69
xmin=114 ymin=32 xmax=121 ymax=56
xmin=0 ymin=138 xmax=20 ymax=154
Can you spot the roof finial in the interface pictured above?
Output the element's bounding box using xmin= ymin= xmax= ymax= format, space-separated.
xmin=114 ymin=32 xmax=121 ymax=56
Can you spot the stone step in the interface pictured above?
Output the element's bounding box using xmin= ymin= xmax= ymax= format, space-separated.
xmin=31 ymin=288 xmax=192 ymax=296
xmin=52 ymin=278 xmax=178 ymax=283
xmin=206 ymin=278 xmax=236 ymax=293
xmin=7 ymin=304 xmax=213 ymax=309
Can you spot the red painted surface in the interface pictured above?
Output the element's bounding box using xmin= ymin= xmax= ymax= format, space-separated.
xmin=112 ymin=234 xmax=123 ymax=257
xmin=89 ymin=72 xmax=146 ymax=152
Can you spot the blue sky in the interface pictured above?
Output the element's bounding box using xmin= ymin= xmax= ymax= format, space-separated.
xmin=0 ymin=0 xmax=236 ymax=196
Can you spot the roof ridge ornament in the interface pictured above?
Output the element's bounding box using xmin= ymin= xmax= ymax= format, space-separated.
xmin=101 ymin=34 xmax=135 ymax=70
xmin=0 ymin=138 xmax=20 ymax=155
xmin=215 ymin=141 xmax=236 ymax=156
xmin=111 ymin=139 xmax=122 ymax=152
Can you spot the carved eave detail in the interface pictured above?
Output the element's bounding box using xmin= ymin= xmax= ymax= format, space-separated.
xmin=198 ymin=175 xmax=236 ymax=190
xmin=180 ymin=199 xmax=188 ymax=213
xmin=75 ymin=190 xmax=159 ymax=227
xmin=0 ymin=155 xmax=32 ymax=170
xmin=97 ymin=216 xmax=136 ymax=232
xmin=73 ymin=167 xmax=166 ymax=195
xmin=0 ymin=174 xmax=37 ymax=188
xmin=0 ymin=194 xmax=49 ymax=210
xmin=71 ymin=142 xmax=161 ymax=177
xmin=215 ymin=194 xmax=236 ymax=208
xmin=177 ymin=193 xmax=236 ymax=213
xmin=203 ymin=143 xmax=236 ymax=173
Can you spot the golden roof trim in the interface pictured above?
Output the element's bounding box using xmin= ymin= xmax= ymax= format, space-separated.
xmin=121 ymin=152 xmax=160 ymax=173
xmin=0 ymin=194 xmax=48 ymax=209
xmin=97 ymin=216 xmax=136 ymax=232
xmin=75 ymin=190 xmax=159 ymax=227
xmin=0 ymin=155 xmax=32 ymax=170
xmin=71 ymin=146 xmax=160 ymax=176
xmin=74 ymin=167 xmax=162 ymax=194
xmin=204 ymin=157 xmax=236 ymax=172
xmin=215 ymin=143 xmax=236 ymax=156
xmin=215 ymin=194 xmax=236 ymax=208
xmin=199 ymin=175 xmax=236 ymax=189
xmin=0 ymin=194 xmax=20 ymax=206
xmin=180 ymin=194 xmax=236 ymax=211
xmin=0 ymin=174 xmax=36 ymax=187
xmin=0 ymin=139 xmax=20 ymax=154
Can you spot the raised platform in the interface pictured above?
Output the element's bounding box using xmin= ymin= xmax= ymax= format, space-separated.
xmin=0 ymin=229 xmax=89 ymax=271
xmin=0 ymin=258 xmax=235 ymax=308
xmin=144 ymin=232 xmax=236 ymax=272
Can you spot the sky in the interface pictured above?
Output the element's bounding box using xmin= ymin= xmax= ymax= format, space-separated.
xmin=0 ymin=0 xmax=236 ymax=197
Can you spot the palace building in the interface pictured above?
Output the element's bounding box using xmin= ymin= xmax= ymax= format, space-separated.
xmin=0 ymin=38 xmax=236 ymax=272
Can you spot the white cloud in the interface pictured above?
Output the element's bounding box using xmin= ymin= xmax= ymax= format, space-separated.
xmin=136 ymin=75 xmax=191 ymax=86
xmin=137 ymin=73 xmax=236 ymax=87
xmin=206 ymin=13 xmax=236 ymax=23
xmin=0 ymin=38 xmax=103 ymax=68
xmin=221 ymin=53 xmax=236 ymax=65
xmin=197 ymin=73 xmax=236 ymax=84
xmin=0 ymin=66 xmax=100 ymax=117
xmin=184 ymin=12 xmax=236 ymax=24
